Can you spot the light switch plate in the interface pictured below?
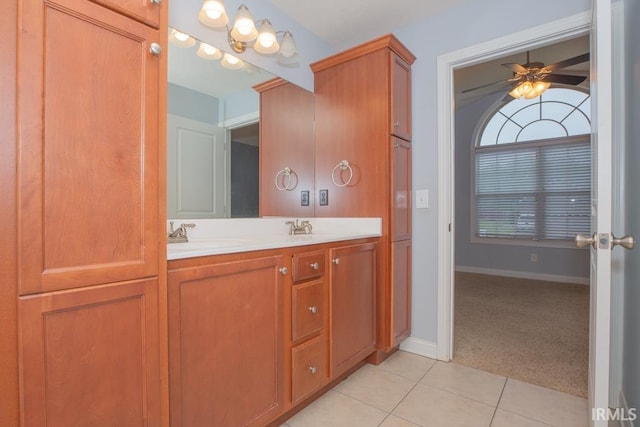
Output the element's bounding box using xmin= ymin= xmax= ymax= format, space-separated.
xmin=415 ymin=189 xmax=429 ymax=209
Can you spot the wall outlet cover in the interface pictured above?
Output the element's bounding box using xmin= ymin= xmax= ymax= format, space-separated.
xmin=319 ymin=189 xmax=328 ymax=206
xmin=301 ymin=190 xmax=309 ymax=206
xmin=415 ymin=189 xmax=429 ymax=209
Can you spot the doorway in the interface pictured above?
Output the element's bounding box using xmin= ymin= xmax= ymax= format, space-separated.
xmin=435 ymin=10 xmax=592 ymax=377
xmin=450 ymin=37 xmax=591 ymax=397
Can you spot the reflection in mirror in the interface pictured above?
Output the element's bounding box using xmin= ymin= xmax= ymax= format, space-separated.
xmin=167 ymin=28 xmax=275 ymax=219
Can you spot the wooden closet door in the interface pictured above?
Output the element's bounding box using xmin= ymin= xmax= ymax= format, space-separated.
xmin=19 ymin=278 xmax=161 ymax=427
xmin=18 ymin=0 xmax=160 ymax=295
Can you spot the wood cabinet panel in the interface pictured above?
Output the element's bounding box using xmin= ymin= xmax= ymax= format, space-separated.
xmin=257 ymin=79 xmax=315 ymax=217
xmin=392 ymin=240 xmax=412 ymax=347
xmin=292 ymin=250 xmax=326 ymax=282
xmin=19 ymin=278 xmax=161 ymax=427
xmin=90 ymin=0 xmax=161 ymax=28
xmin=18 ymin=0 xmax=160 ymax=295
xmin=291 ymin=336 xmax=327 ymax=404
xmin=330 ymin=242 xmax=377 ymax=377
xmin=391 ymin=55 xmax=412 ymax=141
xmin=168 ymin=256 xmax=285 ymax=427
xmin=392 ymin=137 xmax=412 ymax=241
xmin=292 ymin=279 xmax=324 ymax=342
xmin=313 ymin=49 xmax=390 ymax=218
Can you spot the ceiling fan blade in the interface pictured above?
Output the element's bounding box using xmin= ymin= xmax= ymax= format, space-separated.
xmin=542 ymin=74 xmax=587 ymax=85
xmin=461 ymin=78 xmax=515 ymax=94
xmin=501 ymin=62 xmax=528 ymax=73
xmin=541 ymin=53 xmax=590 ymax=73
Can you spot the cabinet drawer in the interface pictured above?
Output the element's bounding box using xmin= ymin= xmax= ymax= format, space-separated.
xmin=292 ymin=279 xmax=324 ymax=342
xmin=292 ymin=250 xmax=325 ymax=282
xmin=292 ymin=336 xmax=326 ymax=403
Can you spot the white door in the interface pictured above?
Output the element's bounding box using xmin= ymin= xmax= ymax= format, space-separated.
xmin=167 ymin=114 xmax=227 ymax=219
xmin=586 ymin=0 xmax=633 ymax=424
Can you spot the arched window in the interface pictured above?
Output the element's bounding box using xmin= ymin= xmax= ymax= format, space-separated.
xmin=473 ymin=88 xmax=591 ymax=244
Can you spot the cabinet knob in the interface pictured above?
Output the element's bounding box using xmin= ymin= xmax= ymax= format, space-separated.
xmin=149 ymin=0 xmax=161 ymax=4
xmin=149 ymin=43 xmax=162 ymax=56
xmin=308 ymin=366 xmax=317 ymax=375
xmin=393 ymin=121 xmax=400 ymax=127
xmin=332 ymin=258 xmax=340 ymax=265
xmin=308 ymin=306 xmax=317 ymax=314
xmin=310 ymin=262 xmax=319 ymax=270
xmin=279 ymin=267 xmax=288 ymax=275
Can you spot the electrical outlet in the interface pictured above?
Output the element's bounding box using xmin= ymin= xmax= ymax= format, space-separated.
xmin=301 ymin=190 xmax=309 ymax=206
xmin=531 ymin=253 xmax=538 ymax=263
xmin=319 ymin=189 xmax=328 ymax=206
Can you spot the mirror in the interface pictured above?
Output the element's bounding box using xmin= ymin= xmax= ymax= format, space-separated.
xmin=167 ymin=29 xmax=276 ymax=218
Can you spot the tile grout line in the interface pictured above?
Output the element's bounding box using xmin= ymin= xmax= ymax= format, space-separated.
xmin=488 ymin=376 xmax=508 ymax=426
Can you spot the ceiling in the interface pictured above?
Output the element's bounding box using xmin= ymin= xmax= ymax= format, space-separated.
xmin=268 ymin=0 xmax=473 ymax=49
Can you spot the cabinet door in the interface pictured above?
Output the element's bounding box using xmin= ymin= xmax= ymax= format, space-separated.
xmin=258 ymin=80 xmax=315 ymax=217
xmin=330 ymin=242 xmax=377 ymax=377
xmin=19 ymin=279 xmax=160 ymax=427
xmin=168 ymin=256 xmax=285 ymax=427
xmin=392 ymin=137 xmax=412 ymax=241
xmin=90 ymin=0 xmax=161 ymax=28
xmin=391 ymin=54 xmax=412 ymax=141
xmin=392 ymin=240 xmax=412 ymax=347
xmin=18 ymin=0 xmax=160 ymax=295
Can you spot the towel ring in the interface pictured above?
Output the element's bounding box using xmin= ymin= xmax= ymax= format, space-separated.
xmin=331 ymin=160 xmax=353 ymax=187
xmin=275 ymin=167 xmax=296 ymax=191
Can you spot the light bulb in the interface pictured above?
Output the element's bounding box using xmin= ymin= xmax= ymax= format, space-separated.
xmin=196 ymin=42 xmax=222 ymax=60
xmin=169 ymin=29 xmax=196 ymax=48
xmin=230 ymin=4 xmax=258 ymax=42
xmin=198 ymin=0 xmax=228 ymax=28
xmin=221 ymin=53 xmax=244 ymax=70
xmin=254 ymin=20 xmax=279 ymax=54
xmin=520 ymin=81 xmax=533 ymax=96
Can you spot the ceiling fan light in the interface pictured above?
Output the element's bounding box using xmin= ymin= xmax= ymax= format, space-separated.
xmin=230 ymin=4 xmax=258 ymax=42
xmin=534 ymin=80 xmax=551 ymax=94
xmin=169 ymin=29 xmax=196 ymax=48
xmin=198 ymin=0 xmax=228 ymax=27
xmin=196 ymin=42 xmax=222 ymax=60
xmin=221 ymin=53 xmax=244 ymax=70
xmin=254 ymin=20 xmax=279 ymax=54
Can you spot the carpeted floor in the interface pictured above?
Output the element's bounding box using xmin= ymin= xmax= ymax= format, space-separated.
xmin=452 ymin=272 xmax=589 ymax=398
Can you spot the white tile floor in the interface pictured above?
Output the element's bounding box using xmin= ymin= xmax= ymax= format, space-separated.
xmin=281 ymin=351 xmax=589 ymax=427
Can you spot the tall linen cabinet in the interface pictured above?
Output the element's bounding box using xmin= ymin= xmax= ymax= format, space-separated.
xmin=311 ymin=34 xmax=415 ymax=354
xmin=7 ymin=0 xmax=168 ymax=425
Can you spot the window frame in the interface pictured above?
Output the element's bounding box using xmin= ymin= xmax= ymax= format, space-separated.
xmin=469 ymin=87 xmax=591 ymax=250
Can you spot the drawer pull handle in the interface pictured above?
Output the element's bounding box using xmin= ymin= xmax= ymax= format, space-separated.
xmin=310 ymin=262 xmax=319 ymax=270
xmin=279 ymin=267 xmax=288 ymax=275
xmin=308 ymin=306 xmax=318 ymax=314
xmin=332 ymin=258 xmax=340 ymax=265
xmin=308 ymin=366 xmax=317 ymax=375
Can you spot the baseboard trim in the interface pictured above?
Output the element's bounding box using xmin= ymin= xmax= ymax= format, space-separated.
xmin=399 ymin=337 xmax=438 ymax=360
xmin=455 ymin=265 xmax=589 ymax=285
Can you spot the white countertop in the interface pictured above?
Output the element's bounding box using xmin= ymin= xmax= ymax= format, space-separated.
xmin=167 ymin=218 xmax=382 ymax=260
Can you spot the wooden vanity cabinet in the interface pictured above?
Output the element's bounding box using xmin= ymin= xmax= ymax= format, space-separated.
xmin=329 ymin=242 xmax=378 ymax=377
xmin=256 ymin=78 xmax=315 ymax=217
xmin=290 ymin=250 xmax=328 ymax=404
xmin=13 ymin=0 xmax=167 ymax=424
xmin=311 ymin=35 xmax=415 ymax=354
xmin=168 ymin=255 xmax=286 ymax=427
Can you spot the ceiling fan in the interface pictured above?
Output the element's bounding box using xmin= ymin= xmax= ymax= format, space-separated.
xmin=463 ymin=51 xmax=590 ymax=100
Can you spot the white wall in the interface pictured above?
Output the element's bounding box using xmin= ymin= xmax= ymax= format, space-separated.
xmin=388 ymin=0 xmax=590 ymax=343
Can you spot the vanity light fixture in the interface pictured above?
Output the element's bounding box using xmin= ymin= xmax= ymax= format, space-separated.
xmin=198 ymin=1 xmax=298 ymax=61
xmin=220 ymin=52 xmax=244 ymax=70
xmin=196 ymin=42 xmax=223 ymax=60
xmin=169 ymin=29 xmax=196 ymax=48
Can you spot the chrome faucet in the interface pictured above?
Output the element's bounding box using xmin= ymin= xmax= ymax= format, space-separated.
xmin=286 ymin=219 xmax=312 ymax=235
xmin=168 ymin=221 xmax=196 ymax=243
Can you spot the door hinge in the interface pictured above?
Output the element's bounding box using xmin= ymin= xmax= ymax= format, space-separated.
xmin=449 ymin=223 xmax=452 ymax=232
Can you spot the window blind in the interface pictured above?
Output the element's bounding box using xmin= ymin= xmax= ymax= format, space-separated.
xmin=475 ymin=138 xmax=591 ymax=241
